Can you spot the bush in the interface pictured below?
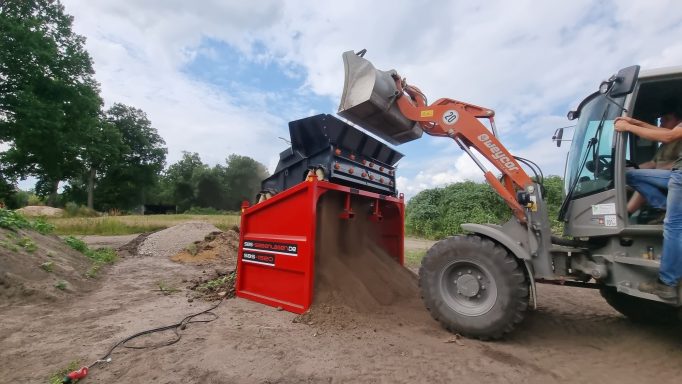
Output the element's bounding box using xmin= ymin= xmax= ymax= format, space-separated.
xmin=0 ymin=209 xmax=55 ymax=234
xmin=27 ymin=194 xmax=44 ymax=206
xmin=405 ymin=176 xmax=564 ymax=239
xmin=64 ymin=202 xmax=99 ymax=218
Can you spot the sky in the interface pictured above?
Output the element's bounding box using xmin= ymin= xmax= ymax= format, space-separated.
xmin=54 ymin=0 xmax=682 ymax=199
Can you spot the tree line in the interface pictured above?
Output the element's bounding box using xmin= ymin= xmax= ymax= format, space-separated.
xmin=0 ymin=1 xmax=267 ymax=213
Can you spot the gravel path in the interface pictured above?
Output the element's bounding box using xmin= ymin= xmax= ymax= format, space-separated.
xmin=137 ymin=221 xmax=220 ymax=257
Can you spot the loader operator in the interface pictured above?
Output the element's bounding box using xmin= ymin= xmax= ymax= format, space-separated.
xmin=626 ymin=104 xmax=682 ymax=219
xmin=615 ymin=99 xmax=682 ymax=299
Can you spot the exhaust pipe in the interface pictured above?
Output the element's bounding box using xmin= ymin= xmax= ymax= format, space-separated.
xmin=338 ymin=50 xmax=423 ymax=145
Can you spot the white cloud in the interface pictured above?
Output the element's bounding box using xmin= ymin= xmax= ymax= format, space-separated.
xmin=58 ymin=0 xmax=682 ymax=199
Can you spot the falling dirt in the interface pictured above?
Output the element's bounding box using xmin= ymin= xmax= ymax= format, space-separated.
xmin=296 ymin=193 xmax=422 ymax=329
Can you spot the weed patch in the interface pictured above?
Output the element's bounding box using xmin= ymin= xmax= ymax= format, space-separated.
xmin=41 ymin=261 xmax=55 ymax=272
xmin=156 ymin=280 xmax=180 ymax=295
xmin=17 ymin=236 xmax=37 ymax=252
xmin=55 ymin=280 xmax=67 ymax=290
xmin=0 ymin=208 xmax=54 ymax=234
xmin=48 ymin=360 xmax=80 ymax=384
xmin=64 ymin=236 xmax=118 ymax=278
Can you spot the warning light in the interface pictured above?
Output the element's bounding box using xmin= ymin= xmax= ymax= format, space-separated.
xmin=334 ymin=163 xmax=340 ymax=170
xmin=361 ymin=172 xmax=367 ymax=178
xmin=369 ymin=162 xmax=374 ymax=168
xmin=335 ymin=148 xmax=342 ymax=156
xmin=380 ymin=177 xmax=384 ymax=183
xmin=379 ymin=166 xmax=384 ymax=172
xmin=348 ymin=168 xmax=354 ymax=174
xmin=350 ymin=154 xmax=356 ymax=160
xmin=369 ymin=174 xmax=374 ymax=180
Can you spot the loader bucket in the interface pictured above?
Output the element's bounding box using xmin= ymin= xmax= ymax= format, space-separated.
xmin=338 ymin=50 xmax=423 ymax=145
xmin=235 ymin=180 xmax=404 ymax=313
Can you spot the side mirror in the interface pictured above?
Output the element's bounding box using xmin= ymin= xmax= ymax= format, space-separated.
xmin=609 ymin=65 xmax=640 ymax=98
xmin=552 ymin=128 xmax=564 ymax=147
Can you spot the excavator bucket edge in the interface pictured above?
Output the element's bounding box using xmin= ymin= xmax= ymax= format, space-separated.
xmin=337 ymin=50 xmax=423 ymax=146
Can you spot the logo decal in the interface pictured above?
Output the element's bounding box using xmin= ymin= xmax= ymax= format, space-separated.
xmin=477 ymin=134 xmax=519 ymax=172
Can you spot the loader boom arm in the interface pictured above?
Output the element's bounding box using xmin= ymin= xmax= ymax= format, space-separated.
xmin=394 ymin=78 xmax=534 ymax=222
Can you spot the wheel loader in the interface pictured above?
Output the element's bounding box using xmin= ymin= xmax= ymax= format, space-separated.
xmin=335 ymin=50 xmax=682 ymax=339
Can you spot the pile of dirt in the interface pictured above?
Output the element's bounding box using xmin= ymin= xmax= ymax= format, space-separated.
xmin=171 ymin=230 xmax=239 ymax=266
xmin=0 ymin=228 xmax=98 ymax=305
xmin=15 ymin=206 xmax=64 ymax=217
xmin=297 ymin=194 xmax=419 ymax=327
xmin=138 ymin=222 xmax=221 ymax=258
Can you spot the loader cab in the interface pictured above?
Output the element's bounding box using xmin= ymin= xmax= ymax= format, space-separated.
xmin=561 ymin=66 xmax=682 ymax=238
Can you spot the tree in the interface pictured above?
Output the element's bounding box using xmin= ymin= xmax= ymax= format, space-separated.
xmin=0 ymin=0 xmax=103 ymax=206
xmin=93 ymin=104 xmax=167 ymax=211
xmin=157 ymin=151 xmax=208 ymax=211
xmin=222 ymin=155 xmax=269 ymax=210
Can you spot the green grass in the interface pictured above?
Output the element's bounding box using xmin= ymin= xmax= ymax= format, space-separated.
xmin=404 ymin=249 xmax=426 ymax=269
xmin=41 ymin=261 xmax=55 ymax=272
xmin=64 ymin=236 xmax=118 ymax=278
xmin=17 ymin=236 xmax=37 ymax=252
xmin=45 ymin=214 xmax=240 ymax=235
xmin=48 ymin=360 xmax=80 ymax=384
xmin=54 ymin=280 xmax=67 ymax=290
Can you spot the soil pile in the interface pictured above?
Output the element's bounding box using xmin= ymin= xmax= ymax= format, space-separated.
xmin=15 ymin=206 xmax=64 ymax=217
xmin=138 ymin=222 xmax=221 ymax=258
xmin=171 ymin=230 xmax=239 ymax=267
xmin=299 ymin=194 xmax=419 ymax=326
xmin=0 ymin=228 xmax=98 ymax=305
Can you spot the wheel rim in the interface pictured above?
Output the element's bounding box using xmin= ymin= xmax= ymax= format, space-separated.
xmin=439 ymin=260 xmax=498 ymax=316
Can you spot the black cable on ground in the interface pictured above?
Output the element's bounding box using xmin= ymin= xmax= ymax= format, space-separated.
xmin=89 ymin=297 xmax=227 ymax=368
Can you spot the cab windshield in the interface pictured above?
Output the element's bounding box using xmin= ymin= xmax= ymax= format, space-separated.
xmin=564 ymin=94 xmax=625 ymax=200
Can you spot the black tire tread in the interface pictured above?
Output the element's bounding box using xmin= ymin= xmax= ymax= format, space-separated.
xmin=419 ymin=235 xmax=529 ymax=340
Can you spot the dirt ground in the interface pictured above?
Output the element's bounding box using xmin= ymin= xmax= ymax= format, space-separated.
xmin=1 ymin=228 xmax=682 ymax=383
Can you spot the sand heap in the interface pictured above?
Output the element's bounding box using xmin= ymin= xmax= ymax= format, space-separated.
xmin=15 ymin=206 xmax=64 ymax=217
xmin=0 ymin=228 xmax=98 ymax=305
xmin=138 ymin=222 xmax=221 ymax=258
xmin=308 ymin=194 xmax=419 ymax=315
xmin=171 ymin=230 xmax=239 ymax=267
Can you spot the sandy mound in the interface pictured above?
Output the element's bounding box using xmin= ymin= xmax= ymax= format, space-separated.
xmin=296 ymin=193 xmax=419 ymax=328
xmin=16 ymin=206 xmax=64 ymax=217
xmin=138 ymin=222 xmax=220 ymax=258
xmin=171 ymin=230 xmax=239 ymax=267
xmin=0 ymin=228 xmax=98 ymax=305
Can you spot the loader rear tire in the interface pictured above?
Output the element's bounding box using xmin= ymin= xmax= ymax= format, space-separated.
xmin=600 ymin=287 xmax=680 ymax=324
xmin=419 ymin=235 xmax=529 ymax=340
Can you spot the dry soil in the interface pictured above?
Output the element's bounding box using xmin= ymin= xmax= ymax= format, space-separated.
xmin=1 ymin=222 xmax=681 ymax=383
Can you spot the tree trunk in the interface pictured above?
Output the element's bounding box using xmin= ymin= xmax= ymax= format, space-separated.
xmin=47 ymin=180 xmax=59 ymax=207
xmin=87 ymin=167 xmax=95 ymax=210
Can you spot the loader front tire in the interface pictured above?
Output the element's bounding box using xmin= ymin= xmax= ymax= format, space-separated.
xmin=419 ymin=235 xmax=529 ymax=340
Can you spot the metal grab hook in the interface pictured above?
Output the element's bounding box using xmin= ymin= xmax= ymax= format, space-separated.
xmin=369 ymin=199 xmax=383 ymax=222
xmin=339 ymin=192 xmax=355 ymax=219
